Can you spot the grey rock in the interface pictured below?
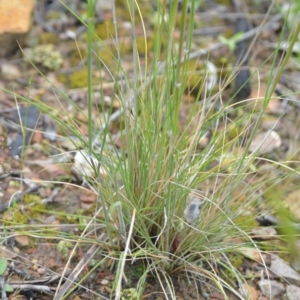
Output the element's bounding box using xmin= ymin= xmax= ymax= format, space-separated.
xmin=258 ymin=279 xmax=285 ymax=298
xmin=270 ymin=256 xmax=300 ymax=285
xmin=286 ymin=284 xmax=300 ymax=300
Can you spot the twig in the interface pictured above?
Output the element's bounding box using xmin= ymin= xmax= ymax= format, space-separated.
xmin=8 ymin=262 xmax=30 ymax=280
xmin=53 ymin=232 xmax=110 ymax=300
xmin=8 ymin=274 xmax=62 ymax=286
xmin=9 ymin=284 xmax=54 ymax=295
xmin=115 ymin=209 xmax=136 ymax=300
xmin=0 ymin=276 xmax=8 ymax=300
xmin=0 ymin=170 xmax=22 ymax=180
xmin=41 ymin=187 xmax=60 ymax=204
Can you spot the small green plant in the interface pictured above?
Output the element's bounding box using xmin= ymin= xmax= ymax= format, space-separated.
xmin=0 ymin=258 xmax=14 ymax=293
xmin=121 ymin=288 xmax=139 ymax=300
xmin=218 ymin=32 xmax=244 ymax=52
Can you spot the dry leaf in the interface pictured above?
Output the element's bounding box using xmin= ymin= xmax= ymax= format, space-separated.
xmin=241 ymin=284 xmax=258 ymax=300
xmin=0 ymin=246 xmax=17 ymax=259
xmin=251 ymin=227 xmax=277 ymax=240
xmin=249 ymin=85 xmax=283 ymax=114
xmin=237 ymin=247 xmax=263 ymax=263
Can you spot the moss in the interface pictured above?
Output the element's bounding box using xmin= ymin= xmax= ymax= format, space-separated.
xmin=39 ymin=32 xmax=59 ymax=45
xmin=228 ymin=253 xmax=244 ymax=269
xmin=69 ymin=47 xmax=87 ymax=66
xmin=136 ymin=36 xmax=147 ymax=55
xmin=215 ymin=0 xmax=231 ymax=6
xmin=56 ymin=211 xmax=77 ymax=224
xmin=219 ymin=252 xmax=245 ymax=286
xmin=136 ymin=36 xmax=154 ymax=56
xmin=2 ymin=194 xmax=46 ymax=225
xmin=185 ymin=59 xmax=205 ymax=94
xmin=186 ymin=72 xmax=203 ymax=91
xmin=214 ymin=55 xmax=231 ymax=82
xmin=23 ymin=194 xmax=41 ymax=204
xmin=222 ymin=28 xmax=235 ymax=39
xmin=46 ymin=11 xmax=63 ymax=21
xmin=23 ymin=194 xmax=46 ymax=212
xmin=13 ymin=210 xmax=29 ymax=224
xmin=226 ymin=123 xmax=244 ymax=140
xmin=56 ymin=73 xmax=68 ymax=85
xmin=95 ymin=21 xmax=115 ymax=40
xmin=3 ymin=210 xmax=23 ymax=225
xmin=55 ymin=208 xmax=92 ymax=226
xmin=121 ymin=288 xmax=139 ymax=300
xmin=69 ymin=69 xmax=89 ymax=88
xmin=97 ymin=47 xmax=116 ymax=66
xmin=114 ymin=0 xmax=151 ymax=22
xmin=119 ymin=41 xmax=133 ymax=56
xmin=234 ymin=215 xmax=259 ymax=230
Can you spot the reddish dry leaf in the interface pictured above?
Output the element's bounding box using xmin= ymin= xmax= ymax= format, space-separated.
xmin=32 ymin=131 xmax=43 ymax=144
xmin=210 ymin=291 xmax=226 ymax=300
xmin=78 ymin=124 xmax=89 ymax=136
xmin=6 ymin=186 xmax=20 ymax=196
xmin=46 ymin=257 xmax=59 ymax=269
xmin=249 ymin=85 xmax=282 ymax=114
xmin=0 ymin=246 xmax=17 ymax=259
xmin=241 ymin=284 xmax=258 ymax=300
xmin=76 ymin=110 xmax=88 ymax=123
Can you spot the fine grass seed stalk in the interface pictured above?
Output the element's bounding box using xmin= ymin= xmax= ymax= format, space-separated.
xmin=1 ymin=0 xmax=300 ymax=299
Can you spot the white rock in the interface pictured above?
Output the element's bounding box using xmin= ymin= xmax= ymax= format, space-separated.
xmin=96 ymin=0 xmax=113 ymax=13
xmin=184 ymin=193 xmax=204 ymax=223
xmin=258 ymin=279 xmax=285 ymax=298
xmin=286 ymin=284 xmax=300 ymax=300
xmin=249 ymin=130 xmax=281 ymax=154
xmin=1 ymin=63 xmax=21 ymax=80
xmin=74 ymin=150 xmax=100 ymax=178
xmin=270 ymin=256 xmax=300 ymax=284
xmin=74 ymin=150 xmax=107 ymax=178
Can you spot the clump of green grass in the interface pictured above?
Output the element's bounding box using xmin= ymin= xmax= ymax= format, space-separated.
xmin=2 ymin=0 xmax=300 ymax=299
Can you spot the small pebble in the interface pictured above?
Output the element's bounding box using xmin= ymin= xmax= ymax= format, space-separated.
xmin=37 ymin=268 xmax=46 ymax=275
xmin=101 ymin=279 xmax=109 ymax=285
